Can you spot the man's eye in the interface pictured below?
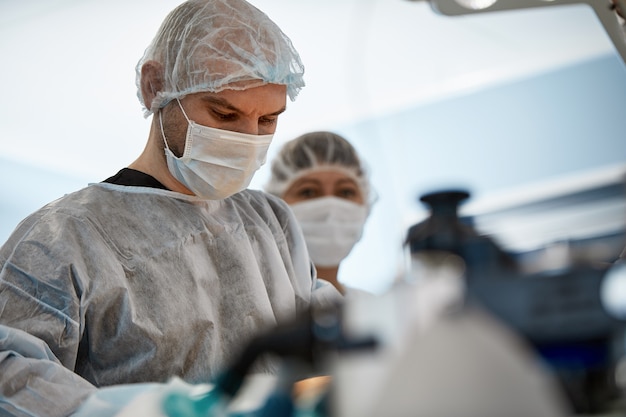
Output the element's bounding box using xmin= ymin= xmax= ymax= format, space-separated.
xmin=213 ymin=111 xmax=236 ymax=121
xmin=259 ymin=117 xmax=277 ymax=126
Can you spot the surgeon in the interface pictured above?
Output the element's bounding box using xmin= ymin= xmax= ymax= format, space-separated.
xmin=0 ymin=1 xmax=341 ymax=416
xmin=265 ymin=131 xmax=375 ymax=295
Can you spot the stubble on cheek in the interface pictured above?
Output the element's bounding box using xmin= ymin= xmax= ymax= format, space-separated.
xmin=160 ymin=104 xmax=188 ymax=157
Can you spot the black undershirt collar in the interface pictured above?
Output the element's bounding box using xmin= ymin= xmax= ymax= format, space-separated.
xmin=102 ymin=168 xmax=168 ymax=190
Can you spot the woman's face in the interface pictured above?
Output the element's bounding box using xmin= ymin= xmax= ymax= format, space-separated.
xmin=282 ymin=169 xmax=365 ymax=205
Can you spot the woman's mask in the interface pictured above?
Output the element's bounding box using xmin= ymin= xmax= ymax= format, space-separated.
xmin=290 ymin=196 xmax=368 ymax=267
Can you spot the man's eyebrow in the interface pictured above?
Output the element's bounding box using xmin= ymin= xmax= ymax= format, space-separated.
xmin=269 ymin=106 xmax=287 ymax=117
xmin=201 ymin=96 xmax=239 ymax=111
xmin=201 ymin=95 xmax=286 ymax=116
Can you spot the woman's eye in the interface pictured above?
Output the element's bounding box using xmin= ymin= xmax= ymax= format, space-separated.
xmin=297 ymin=188 xmax=318 ymax=198
xmin=337 ymin=188 xmax=357 ymax=199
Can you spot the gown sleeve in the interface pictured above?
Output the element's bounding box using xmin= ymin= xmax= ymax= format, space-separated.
xmin=0 ymin=324 xmax=96 ymax=417
xmin=0 ymin=207 xmax=99 ymax=416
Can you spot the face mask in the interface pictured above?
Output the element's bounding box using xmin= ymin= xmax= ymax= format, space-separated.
xmin=290 ymin=196 xmax=368 ymax=267
xmin=160 ymin=100 xmax=273 ymax=200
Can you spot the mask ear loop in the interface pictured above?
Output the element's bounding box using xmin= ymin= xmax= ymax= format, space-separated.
xmin=176 ymin=98 xmax=192 ymax=124
xmin=158 ymin=110 xmax=173 ymax=152
xmin=159 ymin=98 xmax=191 ymax=153
xmin=160 ymin=99 xmax=195 ymax=159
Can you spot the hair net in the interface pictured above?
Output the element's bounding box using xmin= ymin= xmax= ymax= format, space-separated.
xmin=136 ymin=0 xmax=305 ymax=116
xmin=265 ymin=131 xmax=374 ymax=207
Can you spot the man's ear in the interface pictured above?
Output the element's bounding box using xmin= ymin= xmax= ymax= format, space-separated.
xmin=140 ymin=60 xmax=164 ymax=111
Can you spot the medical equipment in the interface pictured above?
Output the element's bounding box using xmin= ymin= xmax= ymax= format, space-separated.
xmin=405 ymin=189 xmax=626 ymax=414
xmin=153 ymin=262 xmax=571 ymax=417
xmin=160 ymin=304 xmax=378 ymax=417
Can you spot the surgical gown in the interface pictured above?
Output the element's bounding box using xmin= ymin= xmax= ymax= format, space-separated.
xmin=0 ymin=183 xmax=341 ymax=417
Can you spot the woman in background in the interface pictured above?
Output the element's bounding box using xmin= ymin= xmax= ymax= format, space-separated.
xmin=265 ymin=131 xmax=375 ymax=295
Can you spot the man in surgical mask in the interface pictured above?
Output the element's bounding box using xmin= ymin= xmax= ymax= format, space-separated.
xmin=0 ymin=1 xmax=341 ymax=416
xmin=265 ymin=131 xmax=375 ymax=295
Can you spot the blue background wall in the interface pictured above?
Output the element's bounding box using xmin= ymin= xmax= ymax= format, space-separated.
xmin=327 ymin=53 xmax=626 ymax=292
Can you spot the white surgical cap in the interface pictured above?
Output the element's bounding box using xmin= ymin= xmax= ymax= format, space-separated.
xmin=265 ymin=131 xmax=374 ymax=208
xmin=136 ymin=0 xmax=305 ymax=116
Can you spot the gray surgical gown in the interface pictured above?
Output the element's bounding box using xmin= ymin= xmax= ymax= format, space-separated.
xmin=0 ymin=183 xmax=341 ymax=417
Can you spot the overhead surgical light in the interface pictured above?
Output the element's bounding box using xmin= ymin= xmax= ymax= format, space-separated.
xmin=454 ymin=0 xmax=498 ymax=10
xmin=411 ymin=0 xmax=626 ymax=65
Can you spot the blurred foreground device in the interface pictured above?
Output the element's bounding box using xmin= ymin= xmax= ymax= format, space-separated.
xmin=405 ymin=189 xmax=626 ymax=414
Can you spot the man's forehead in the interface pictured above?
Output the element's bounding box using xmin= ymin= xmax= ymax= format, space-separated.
xmin=187 ymin=85 xmax=287 ymax=113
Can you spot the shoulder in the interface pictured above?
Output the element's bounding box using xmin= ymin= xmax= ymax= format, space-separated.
xmin=1 ymin=186 xmax=105 ymax=246
xmin=233 ymin=189 xmax=295 ymax=222
xmin=1 ymin=184 xmax=155 ymax=251
xmin=236 ymin=189 xmax=291 ymax=209
xmin=229 ymin=190 xmax=306 ymax=248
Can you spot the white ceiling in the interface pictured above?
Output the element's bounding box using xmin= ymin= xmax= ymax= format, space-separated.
xmin=0 ymin=0 xmax=618 ymax=180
